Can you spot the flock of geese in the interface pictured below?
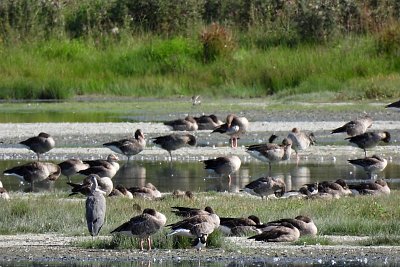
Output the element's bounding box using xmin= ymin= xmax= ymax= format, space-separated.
xmin=0 ymin=99 xmax=399 ymax=250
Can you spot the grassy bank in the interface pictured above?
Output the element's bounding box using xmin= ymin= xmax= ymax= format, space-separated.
xmin=1 ymin=191 xmax=400 ymax=249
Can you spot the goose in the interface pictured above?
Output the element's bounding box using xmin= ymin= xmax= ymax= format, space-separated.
xmin=348 ymin=155 xmax=387 ymax=179
xmin=164 ymin=116 xmax=198 ymax=131
xmin=108 ymin=184 xmax=133 ymax=199
xmin=79 ymin=154 xmax=120 ymax=178
xmin=331 ymin=115 xmax=373 ymax=137
xmin=259 ymin=215 xmax=317 ymax=237
xmin=348 ymin=179 xmax=390 ymax=195
xmin=219 ymin=215 xmax=263 ymax=236
xmin=152 ymin=133 xmax=196 ymax=162
xmin=103 ymin=129 xmax=146 ymax=161
xmin=246 ymin=138 xmax=292 ymax=174
xmin=86 ymin=175 xmax=106 ymax=237
xmin=67 ymin=174 xmax=113 ymax=196
xmin=212 ymin=114 xmax=249 ymax=148
xmin=128 ymin=183 xmax=161 ymax=200
xmin=202 ymin=155 xmax=241 ymax=185
xmin=242 ymin=176 xmax=286 ymax=199
xmin=172 ymin=190 xmax=195 ymax=199
xmin=167 ymin=206 xmax=220 ymax=250
xmin=280 ymin=182 xmax=319 ymax=199
xmin=0 ymin=181 xmax=10 ymax=200
xmin=385 ymin=100 xmax=400 ymax=110
xmin=346 ymin=132 xmax=391 ymax=157
xmin=318 ymin=179 xmax=352 ymax=197
xmin=194 ymin=114 xmax=223 ymax=130
xmin=287 ymin=128 xmax=316 ymax=163
xmin=58 ymin=158 xmax=89 ymax=182
xmin=19 ymin=132 xmax=55 ymax=161
xmin=110 ymin=208 xmax=167 ymax=251
xmin=171 ymin=206 xmax=212 ymax=218
xmin=248 ymin=221 xmax=300 ymax=242
xmin=3 ymin=162 xmax=60 ymax=190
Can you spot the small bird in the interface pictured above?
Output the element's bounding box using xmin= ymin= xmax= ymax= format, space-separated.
xmin=79 ymin=154 xmax=120 ymax=178
xmin=348 ymin=179 xmax=390 ymax=195
xmin=248 ymin=221 xmax=300 ymax=242
xmin=242 ymin=176 xmax=286 ymax=199
xmin=259 ymin=215 xmax=318 ymax=237
xmin=191 ymin=95 xmax=201 ymax=106
xmin=331 ymin=115 xmax=373 ymax=137
xmin=103 ymin=129 xmax=146 ymax=161
xmin=152 ymin=133 xmax=196 ymax=162
xmin=110 ymin=208 xmax=167 ymax=251
xmin=385 ymin=100 xmax=400 ymax=110
xmin=67 ymin=174 xmax=113 ymax=196
xmin=287 ymin=128 xmax=316 ymax=163
xmin=3 ymin=161 xmax=61 ymax=190
xmin=212 ymin=114 xmax=249 ymax=148
xmin=246 ymin=138 xmax=292 ymax=174
xmin=19 ymin=132 xmax=55 ymax=161
xmin=164 ymin=116 xmax=198 ymax=131
xmin=167 ymin=206 xmax=220 ymax=250
xmin=0 ymin=181 xmax=10 ymax=200
xmin=58 ymin=158 xmax=89 ymax=182
xmin=128 ymin=183 xmax=161 ymax=200
xmin=346 ymin=131 xmax=391 ymax=157
xmin=202 ymin=155 xmax=241 ymax=185
xmin=194 ymin=114 xmax=223 ymax=130
xmin=86 ymin=174 xmax=106 ymax=237
xmin=348 ymin=155 xmax=387 ymax=179
xmin=219 ymin=215 xmax=263 ymax=236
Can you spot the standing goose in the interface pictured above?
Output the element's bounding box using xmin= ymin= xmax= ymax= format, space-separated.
xmin=128 ymin=183 xmax=161 ymax=200
xmin=212 ymin=114 xmax=249 ymax=148
xmin=111 ymin=208 xmax=167 ymax=251
xmin=152 ymin=133 xmax=196 ymax=162
xmin=248 ymin=221 xmax=300 ymax=242
xmin=103 ymin=129 xmax=146 ymax=161
xmin=86 ymin=175 xmax=106 ymax=237
xmin=348 ymin=179 xmax=390 ymax=195
xmin=79 ymin=154 xmax=120 ymax=178
xmin=58 ymin=158 xmax=89 ymax=182
xmin=164 ymin=116 xmax=198 ymax=131
xmin=242 ymin=176 xmax=286 ymax=199
xmin=19 ymin=132 xmax=55 ymax=161
xmin=346 ymin=131 xmax=391 ymax=157
xmin=331 ymin=115 xmax=373 ymax=137
xmin=67 ymin=174 xmax=113 ymax=196
xmin=287 ymin=128 xmax=316 ymax=163
xmin=246 ymin=138 xmax=292 ymax=174
xmin=202 ymin=155 xmax=241 ymax=185
xmin=348 ymin=155 xmax=387 ymax=179
xmin=3 ymin=162 xmax=61 ymax=190
xmin=167 ymin=206 xmax=220 ymax=250
xmin=194 ymin=114 xmax=223 ymax=130
xmin=259 ymin=215 xmax=317 ymax=237
xmin=219 ymin=215 xmax=263 ymax=236
xmin=385 ymin=100 xmax=400 ymax=110
xmin=0 ymin=181 xmax=10 ymax=200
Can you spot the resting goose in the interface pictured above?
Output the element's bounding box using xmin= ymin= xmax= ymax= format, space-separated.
xmin=212 ymin=114 xmax=249 ymax=148
xmin=79 ymin=154 xmax=120 ymax=178
xmin=242 ymin=176 xmax=286 ymax=199
xmin=248 ymin=221 xmax=300 ymax=242
xmin=58 ymin=158 xmax=89 ymax=182
xmin=19 ymin=132 xmax=55 ymax=161
xmin=128 ymin=183 xmax=161 ymax=200
xmin=103 ymin=129 xmax=146 ymax=161
xmin=331 ymin=115 xmax=373 ymax=137
xmin=318 ymin=179 xmax=352 ymax=197
xmin=346 ymin=132 xmax=391 ymax=157
xmin=349 ymin=179 xmax=390 ymax=196
xmin=202 ymin=155 xmax=241 ymax=185
xmin=259 ymin=215 xmax=317 ymax=237
xmin=108 ymin=184 xmax=134 ymax=199
xmin=152 ymin=133 xmax=196 ymax=162
xmin=194 ymin=114 xmax=223 ymax=130
xmin=219 ymin=215 xmax=263 ymax=236
xmin=164 ymin=116 xmax=198 ymax=131
xmin=171 ymin=206 xmax=212 ymax=218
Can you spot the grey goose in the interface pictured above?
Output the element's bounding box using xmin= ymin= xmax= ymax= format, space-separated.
xmin=58 ymin=158 xmax=89 ymax=182
xmin=103 ymin=129 xmax=146 ymax=161
xmin=79 ymin=154 xmax=120 ymax=178
xmin=346 ymin=131 xmax=390 ymax=157
xmin=128 ymin=182 xmax=161 ymax=200
xmin=152 ymin=133 xmax=196 ymax=162
xmin=164 ymin=116 xmax=198 ymax=131
xmin=67 ymin=174 xmax=113 ymax=196
xmin=331 ymin=115 xmax=373 ymax=137
xmin=219 ymin=215 xmax=263 ymax=236
xmin=248 ymin=221 xmax=300 ymax=242
xmin=212 ymin=114 xmax=249 ymax=148
xmin=259 ymin=215 xmax=317 ymax=237
xmin=242 ymin=176 xmax=286 ymax=199
xmin=348 ymin=179 xmax=390 ymax=195
xmin=19 ymin=132 xmax=55 ymax=161
xmin=287 ymin=128 xmax=316 ymax=163
xmin=348 ymin=155 xmax=387 ymax=179
xmin=194 ymin=114 xmax=223 ymax=130
xmin=202 ymin=155 xmax=241 ymax=185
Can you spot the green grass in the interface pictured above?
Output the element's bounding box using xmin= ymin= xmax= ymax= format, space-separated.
xmin=1 ymin=191 xmax=400 ymax=249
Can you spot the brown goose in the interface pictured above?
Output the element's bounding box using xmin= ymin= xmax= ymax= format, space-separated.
xmin=108 ymin=184 xmax=134 ymax=199
xmin=128 ymin=182 xmax=161 ymax=200
xmin=385 ymin=100 xmax=400 ymax=110
xmin=167 ymin=206 xmax=220 ymax=250
xmin=219 ymin=215 xmax=263 ymax=236
xmin=318 ymin=179 xmax=352 ymax=197
xmin=280 ymin=182 xmax=319 ymax=199
xmin=19 ymin=132 xmax=55 ymax=161
xmin=346 ymin=132 xmax=391 ymax=157
xmin=58 ymin=158 xmax=89 ymax=182
xmin=194 ymin=114 xmax=223 ymax=130
xmin=348 ymin=155 xmax=387 ymax=179
xmin=86 ymin=175 xmax=106 ymax=237
xmin=171 ymin=206 xmax=212 ymax=218
xmin=331 ymin=115 xmax=373 ymax=137
xmin=152 ymin=133 xmax=196 ymax=162
xmin=259 ymin=215 xmax=317 ymax=237
xmin=349 ymin=179 xmax=390 ymax=195
xmin=67 ymin=174 xmax=113 ymax=196
xmin=111 ymin=208 xmax=167 ymax=251
xmin=287 ymin=128 xmax=316 ymax=163
xmin=3 ymin=161 xmax=60 ymax=190
xmin=242 ymin=176 xmax=286 ymax=199
xmin=212 ymin=114 xmax=249 ymax=148
xmin=103 ymin=129 xmax=146 ymax=161
xmin=164 ymin=116 xmax=198 ymax=131
xmin=246 ymin=138 xmax=292 ymax=174
xmin=79 ymin=154 xmax=120 ymax=178
xmin=202 ymin=155 xmax=241 ymax=185
xmin=248 ymin=221 xmax=300 ymax=242
xmin=0 ymin=181 xmax=10 ymax=200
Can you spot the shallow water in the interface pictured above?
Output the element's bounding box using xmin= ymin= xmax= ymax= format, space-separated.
xmin=1 ymin=159 xmax=399 ymax=193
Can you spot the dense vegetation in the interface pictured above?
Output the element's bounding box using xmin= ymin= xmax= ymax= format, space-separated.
xmin=0 ymin=0 xmax=399 ymax=100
